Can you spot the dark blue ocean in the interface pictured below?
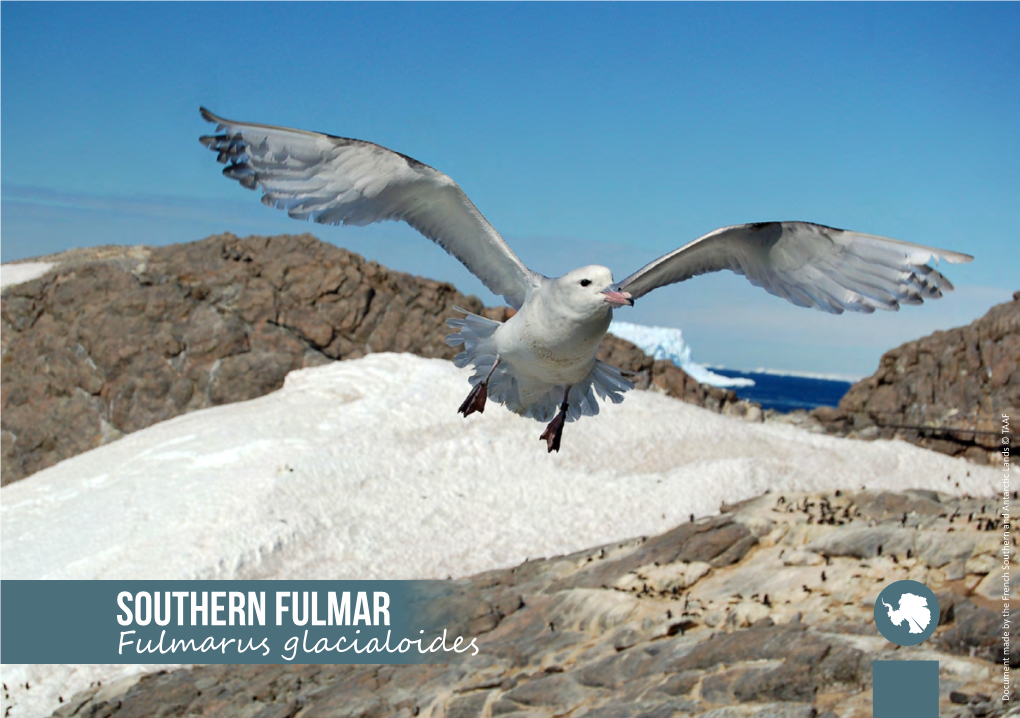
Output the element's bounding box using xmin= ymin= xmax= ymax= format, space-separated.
xmin=710 ymin=369 xmax=854 ymax=413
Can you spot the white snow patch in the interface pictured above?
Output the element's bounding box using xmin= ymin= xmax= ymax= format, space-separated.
xmin=1 ymin=352 xmax=999 ymax=717
xmin=0 ymin=262 xmax=55 ymax=288
xmin=609 ymin=321 xmax=754 ymax=388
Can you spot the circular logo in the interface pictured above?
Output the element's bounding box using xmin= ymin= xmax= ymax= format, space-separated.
xmin=874 ymin=579 xmax=940 ymax=646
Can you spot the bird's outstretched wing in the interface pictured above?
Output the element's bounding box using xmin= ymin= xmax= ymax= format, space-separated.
xmin=614 ymin=221 xmax=973 ymax=313
xmin=199 ymin=108 xmax=535 ymax=308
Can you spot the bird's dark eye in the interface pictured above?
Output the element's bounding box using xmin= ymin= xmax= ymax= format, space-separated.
xmin=580 ymin=279 xmax=592 ymax=287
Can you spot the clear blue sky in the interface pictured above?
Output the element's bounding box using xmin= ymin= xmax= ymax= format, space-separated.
xmin=2 ymin=2 xmax=1017 ymax=376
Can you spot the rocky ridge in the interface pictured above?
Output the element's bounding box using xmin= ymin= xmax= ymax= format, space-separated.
xmin=46 ymin=489 xmax=1013 ymax=718
xmin=811 ymin=293 xmax=1019 ymax=464
xmin=1 ymin=233 xmax=751 ymax=486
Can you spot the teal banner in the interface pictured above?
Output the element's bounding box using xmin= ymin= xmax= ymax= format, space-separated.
xmin=1 ymin=580 xmax=483 ymax=664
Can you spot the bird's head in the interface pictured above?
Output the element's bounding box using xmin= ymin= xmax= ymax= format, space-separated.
xmin=553 ymin=265 xmax=633 ymax=318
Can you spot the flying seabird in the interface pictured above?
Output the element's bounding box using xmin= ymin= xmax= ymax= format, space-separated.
xmin=198 ymin=107 xmax=973 ymax=452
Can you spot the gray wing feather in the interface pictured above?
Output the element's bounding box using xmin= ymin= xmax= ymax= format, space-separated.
xmin=199 ymin=107 xmax=534 ymax=308
xmin=615 ymin=221 xmax=973 ymax=314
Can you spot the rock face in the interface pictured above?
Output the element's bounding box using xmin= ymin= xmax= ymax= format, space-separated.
xmin=1 ymin=233 xmax=750 ymax=485
xmin=812 ymin=292 xmax=1020 ymax=464
xmin=50 ymin=489 xmax=1014 ymax=718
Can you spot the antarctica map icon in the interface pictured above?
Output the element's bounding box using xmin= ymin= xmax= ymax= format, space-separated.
xmin=874 ymin=579 xmax=941 ymax=647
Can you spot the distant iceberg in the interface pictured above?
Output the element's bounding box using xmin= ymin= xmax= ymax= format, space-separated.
xmin=608 ymin=321 xmax=754 ymax=388
xmin=733 ymin=366 xmax=861 ymax=383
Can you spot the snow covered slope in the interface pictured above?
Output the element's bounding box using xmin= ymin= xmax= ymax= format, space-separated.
xmin=0 ymin=262 xmax=54 ymax=288
xmin=2 ymin=353 xmax=996 ymax=582
xmin=609 ymin=320 xmax=754 ymax=387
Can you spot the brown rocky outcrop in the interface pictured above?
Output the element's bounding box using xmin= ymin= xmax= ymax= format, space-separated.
xmin=1 ymin=233 xmax=749 ymax=486
xmin=44 ymin=489 xmax=1013 ymax=718
xmin=811 ymin=293 xmax=1019 ymax=463
xmin=598 ymin=331 xmax=751 ymax=417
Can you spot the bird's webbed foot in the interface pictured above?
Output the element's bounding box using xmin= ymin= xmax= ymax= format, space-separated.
xmin=539 ymin=412 xmax=566 ymax=453
xmin=459 ymin=358 xmax=500 ymax=417
xmin=458 ymin=381 xmax=488 ymax=417
xmin=540 ymin=390 xmax=571 ymax=453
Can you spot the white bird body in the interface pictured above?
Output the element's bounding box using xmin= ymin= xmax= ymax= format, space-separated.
xmin=493 ymin=303 xmax=605 ymax=391
xmin=499 ymin=269 xmax=614 ymax=384
xmin=198 ymin=107 xmax=974 ymax=451
xmin=448 ymin=266 xmax=632 ymax=424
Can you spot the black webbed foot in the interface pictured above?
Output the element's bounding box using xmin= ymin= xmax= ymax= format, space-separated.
xmin=540 ymin=390 xmax=571 ymax=453
xmin=458 ymin=381 xmax=488 ymax=417
xmin=539 ymin=411 xmax=567 ymax=453
xmin=459 ymin=358 xmax=501 ymax=418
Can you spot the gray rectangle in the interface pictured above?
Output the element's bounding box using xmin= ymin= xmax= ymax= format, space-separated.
xmin=873 ymin=660 xmax=939 ymax=717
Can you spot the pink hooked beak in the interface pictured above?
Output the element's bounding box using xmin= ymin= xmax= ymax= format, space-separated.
xmin=602 ymin=289 xmax=634 ymax=307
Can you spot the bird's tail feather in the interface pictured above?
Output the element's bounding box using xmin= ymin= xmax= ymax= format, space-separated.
xmin=446 ymin=306 xmax=501 ymax=368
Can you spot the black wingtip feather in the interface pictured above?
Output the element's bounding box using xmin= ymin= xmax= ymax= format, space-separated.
xmin=222 ymin=163 xmax=250 ymax=178
xmin=222 ymin=164 xmax=258 ymax=190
